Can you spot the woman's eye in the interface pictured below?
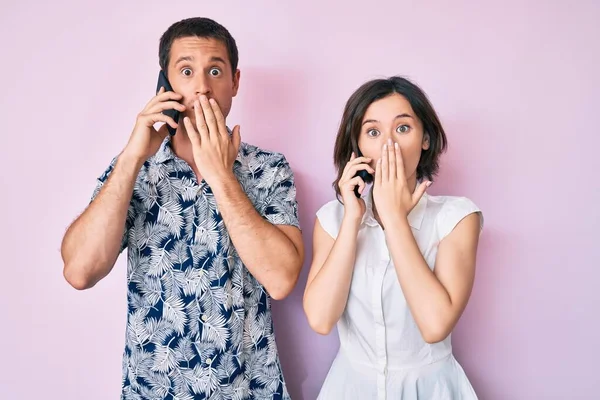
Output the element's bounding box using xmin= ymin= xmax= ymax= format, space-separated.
xmin=397 ymin=125 xmax=410 ymax=133
xmin=209 ymin=68 xmax=221 ymax=76
xmin=182 ymin=68 xmax=192 ymax=77
xmin=367 ymin=129 xmax=380 ymax=137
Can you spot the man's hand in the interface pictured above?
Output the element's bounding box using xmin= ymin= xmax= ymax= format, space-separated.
xmin=123 ymin=87 xmax=186 ymax=162
xmin=183 ymin=95 xmax=241 ymax=186
xmin=61 ymin=89 xmax=185 ymax=290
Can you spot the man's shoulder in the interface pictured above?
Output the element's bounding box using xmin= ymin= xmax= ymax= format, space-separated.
xmin=238 ymin=141 xmax=289 ymax=165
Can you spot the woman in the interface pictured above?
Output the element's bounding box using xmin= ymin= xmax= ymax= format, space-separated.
xmin=303 ymin=76 xmax=483 ymax=399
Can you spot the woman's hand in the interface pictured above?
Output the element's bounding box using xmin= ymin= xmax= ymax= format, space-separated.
xmin=373 ymin=139 xmax=430 ymax=227
xmin=338 ymin=152 xmax=375 ymax=222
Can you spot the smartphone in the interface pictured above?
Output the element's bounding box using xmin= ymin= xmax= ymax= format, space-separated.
xmin=353 ymin=149 xmax=373 ymax=198
xmin=156 ymin=70 xmax=179 ymax=136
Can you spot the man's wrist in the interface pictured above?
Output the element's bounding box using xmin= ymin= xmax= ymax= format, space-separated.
xmin=117 ymin=149 xmax=146 ymax=174
xmin=208 ymin=171 xmax=240 ymax=197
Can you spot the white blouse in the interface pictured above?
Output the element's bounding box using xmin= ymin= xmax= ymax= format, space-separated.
xmin=315 ymin=186 xmax=483 ymax=400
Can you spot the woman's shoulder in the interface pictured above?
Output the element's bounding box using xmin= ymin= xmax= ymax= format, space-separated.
xmin=425 ymin=194 xmax=484 ymax=238
xmin=316 ymin=197 xmax=344 ymax=215
xmin=426 ymin=193 xmax=480 ymax=211
xmin=315 ymin=198 xmax=346 ymax=239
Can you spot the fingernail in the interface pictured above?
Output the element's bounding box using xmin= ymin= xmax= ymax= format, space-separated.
xmin=395 ymin=142 xmax=399 ymax=149
xmin=426 ymin=181 xmax=432 ymax=187
xmin=383 ymin=144 xmax=387 ymax=150
xmin=388 ymin=138 xmax=393 ymax=145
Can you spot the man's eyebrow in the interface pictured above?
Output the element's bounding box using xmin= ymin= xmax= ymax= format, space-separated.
xmin=209 ymin=56 xmax=227 ymax=64
xmin=174 ymin=56 xmax=194 ymax=65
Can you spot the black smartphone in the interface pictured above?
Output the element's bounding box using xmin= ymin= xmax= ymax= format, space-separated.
xmin=353 ymin=149 xmax=373 ymax=198
xmin=156 ymin=70 xmax=179 ymax=136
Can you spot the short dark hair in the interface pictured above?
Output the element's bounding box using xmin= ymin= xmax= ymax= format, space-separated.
xmin=332 ymin=76 xmax=448 ymax=198
xmin=159 ymin=17 xmax=239 ymax=76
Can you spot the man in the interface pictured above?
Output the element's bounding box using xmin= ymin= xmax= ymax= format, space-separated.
xmin=61 ymin=17 xmax=304 ymax=399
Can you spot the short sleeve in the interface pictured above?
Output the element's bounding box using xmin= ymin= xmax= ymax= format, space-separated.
xmin=90 ymin=156 xmax=135 ymax=253
xmin=436 ymin=197 xmax=483 ymax=241
xmin=315 ymin=200 xmax=345 ymax=239
xmin=261 ymin=155 xmax=300 ymax=230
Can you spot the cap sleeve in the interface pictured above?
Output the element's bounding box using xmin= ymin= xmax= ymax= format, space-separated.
xmin=315 ymin=199 xmax=345 ymax=239
xmin=260 ymin=155 xmax=300 ymax=229
xmin=90 ymin=156 xmax=135 ymax=253
xmin=436 ymin=196 xmax=483 ymax=241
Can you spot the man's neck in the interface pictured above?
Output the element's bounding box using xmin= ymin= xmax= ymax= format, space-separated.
xmin=170 ymin=126 xmax=203 ymax=181
xmin=170 ymin=126 xmax=193 ymax=160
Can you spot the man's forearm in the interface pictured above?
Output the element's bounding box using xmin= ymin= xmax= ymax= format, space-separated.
xmin=61 ymin=152 xmax=143 ymax=289
xmin=211 ymin=174 xmax=302 ymax=299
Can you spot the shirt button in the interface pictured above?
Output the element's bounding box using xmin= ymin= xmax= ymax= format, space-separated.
xmin=201 ymin=315 xmax=207 ymax=322
xmin=206 ymin=358 xmax=212 ymax=364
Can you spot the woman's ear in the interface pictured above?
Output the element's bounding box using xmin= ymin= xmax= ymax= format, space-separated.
xmin=422 ymin=132 xmax=431 ymax=150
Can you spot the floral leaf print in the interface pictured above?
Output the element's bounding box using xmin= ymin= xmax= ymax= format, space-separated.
xmin=173 ymin=336 xmax=196 ymax=367
xmin=127 ymin=309 xmax=151 ymax=347
xmin=162 ymin=295 xmax=187 ymax=335
xmin=194 ymin=216 xmax=220 ymax=254
xmin=182 ymin=204 xmax=196 ymax=242
xmin=196 ymin=363 xmax=219 ymax=396
xmin=134 ymin=180 xmax=159 ymax=210
xmin=179 ymin=266 xmax=209 ymax=298
xmin=171 ymin=176 xmax=198 ymax=203
xmin=148 ymin=244 xmax=174 ymax=277
xmin=147 ymin=161 xmax=168 ymax=185
xmin=157 ymin=200 xmax=184 ymax=238
xmin=255 ymin=163 xmax=279 ymax=190
xmin=222 ymin=373 xmax=250 ymax=400
xmin=147 ymin=318 xmax=176 ymax=347
xmin=200 ymin=283 xmax=226 ymax=318
xmin=201 ymin=312 xmax=230 ymax=351
xmin=170 ymin=239 xmax=190 ymax=267
xmin=140 ymin=221 xmax=171 ymax=251
xmin=139 ymin=275 xmax=162 ymax=307
xmin=216 ymin=352 xmax=239 ymax=382
xmin=91 ymin=141 xmax=300 ymax=400
xmin=152 ymin=339 xmax=178 ymax=374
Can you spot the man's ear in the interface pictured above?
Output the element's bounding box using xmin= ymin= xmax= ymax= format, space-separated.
xmin=232 ymin=69 xmax=240 ymax=97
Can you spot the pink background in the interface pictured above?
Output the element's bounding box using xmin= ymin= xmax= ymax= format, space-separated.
xmin=1 ymin=1 xmax=599 ymax=399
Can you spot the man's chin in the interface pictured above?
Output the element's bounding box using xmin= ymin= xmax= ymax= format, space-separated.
xmin=179 ymin=113 xmax=196 ymax=127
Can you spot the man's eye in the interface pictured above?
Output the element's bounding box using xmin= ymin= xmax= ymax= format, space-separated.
xmin=182 ymin=68 xmax=192 ymax=76
xmin=210 ymin=68 xmax=221 ymax=76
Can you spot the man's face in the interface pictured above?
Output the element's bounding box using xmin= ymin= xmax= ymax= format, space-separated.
xmin=167 ymin=36 xmax=240 ymax=125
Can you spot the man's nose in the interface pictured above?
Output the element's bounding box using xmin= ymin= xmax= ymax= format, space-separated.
xmin=194 ymin=75 xmax=211 ymax=96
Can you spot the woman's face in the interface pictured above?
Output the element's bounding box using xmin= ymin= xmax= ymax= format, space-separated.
xmin=357 ymin=93 xmax=430 ymax=183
